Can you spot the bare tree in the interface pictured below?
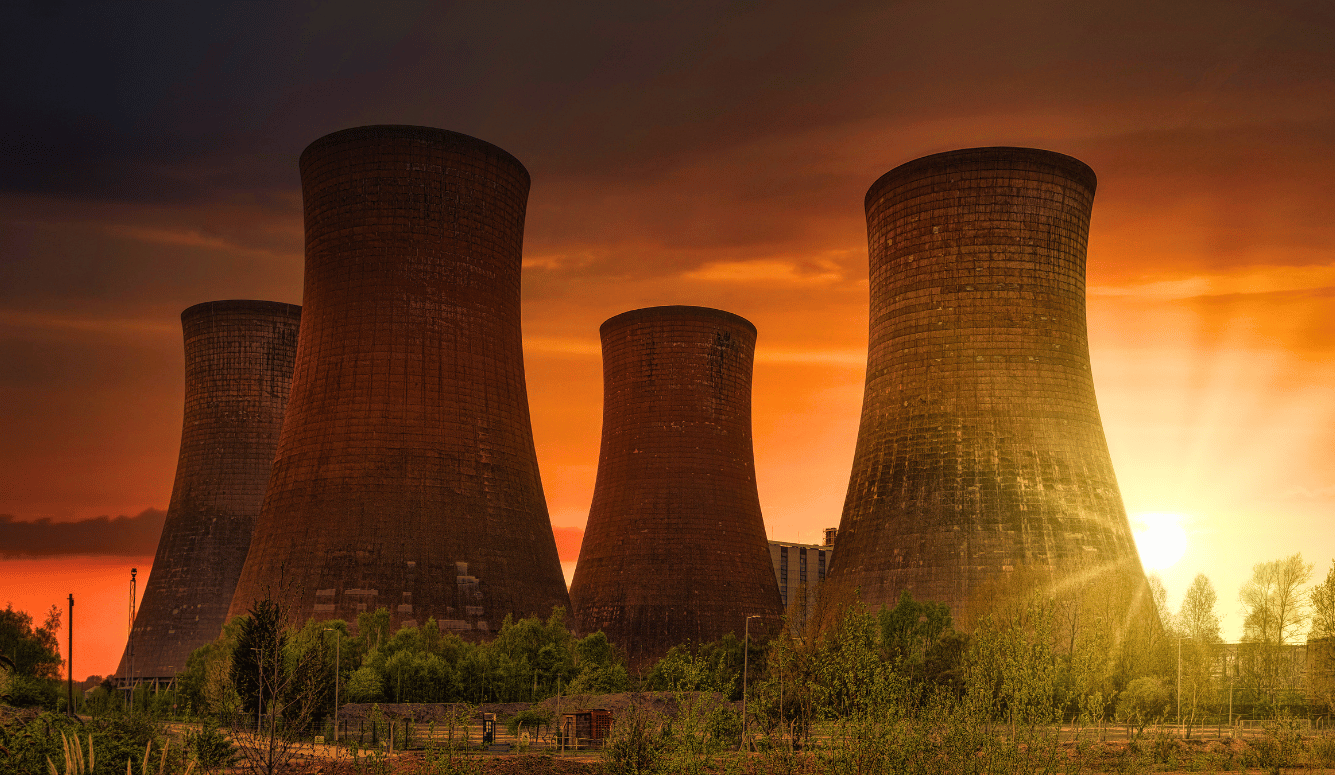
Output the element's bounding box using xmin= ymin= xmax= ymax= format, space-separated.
xmin=1238 ymin=553 xmax=1313 ymax=707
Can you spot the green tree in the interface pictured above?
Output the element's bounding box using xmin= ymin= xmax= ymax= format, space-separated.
xmin=0 ymin=603 xmax=62 ymax=679
xmin=1176 ymin=573 xmax=1221 ymax=733
xmin=1115 ymin=676 xmax=1170 ymax=738
xmin=1308 ymin=559 xmax=1335 ymax=713
xmin=229 ymin=597 xmax=286 ymax=715
xmin=643 ymin=633 xmax=755 ymax=701
xmin=1311 ymin=559 xmax=1335 ymax=641
xmin=0 ymin=603 xmax=63 ymax=708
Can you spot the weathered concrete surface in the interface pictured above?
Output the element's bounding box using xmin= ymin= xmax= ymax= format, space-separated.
xmin=570 ymin=306 xmax=783 ymax=668
xmin=228 ymin=126 xmax=568 ymax=635
xmin=825 ymin=147 xmax=1147 ymax=626
xmin=119 ymin=299 xmax=300 ymax=683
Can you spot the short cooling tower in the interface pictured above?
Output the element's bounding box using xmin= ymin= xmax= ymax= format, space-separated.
xmin=824 ymin=147 xmax=1146 ymax=626
xmin=117 ymin=300 xmax=300 ymax=684
xmin=570 ymin=306 xmax=783 ymax=668
xmin=227 ymin=126 xmax=569 ymax=634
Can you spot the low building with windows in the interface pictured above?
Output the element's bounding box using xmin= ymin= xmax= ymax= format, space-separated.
xmin=768 ymin=529 xmax=836 ymax=636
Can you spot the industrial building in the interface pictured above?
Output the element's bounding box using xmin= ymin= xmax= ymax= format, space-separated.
xmin=768 ymin=528 xmax=835 ymax=636
xmin=824 ymin=147 xmax=1148 ymax=626
xmin=227 ymin=126 xmax=569 ymax=634
xmin=118 ymin=300 xmax=300 ymax=685
xmin=570 ymin=306 xmax=783 ymax=668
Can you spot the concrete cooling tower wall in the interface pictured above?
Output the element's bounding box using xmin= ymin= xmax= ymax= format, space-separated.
xmin=118 ymin=300 xmax=300 ymax=684
xmin=570 ymin=306 xmax=783 ymax=668
xmin=227 ymin=125 xmax=569 ymax=635
xmin=824 ymin=147 xmax=1147 ymax=626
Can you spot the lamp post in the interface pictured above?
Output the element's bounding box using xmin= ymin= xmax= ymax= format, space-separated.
xmin=741 ymin=614 xmax=761 ymax=752
xmin=1177 ymin=637 xmax=1182 ymax=729
xmin=67 ymin=593 xmax=74 ymax=718
xmin=324 ymin=628 xmax=341 ymax=743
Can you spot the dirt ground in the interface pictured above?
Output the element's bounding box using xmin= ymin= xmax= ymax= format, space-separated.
xmin=282 ymin=751 xmax=604 ymax=774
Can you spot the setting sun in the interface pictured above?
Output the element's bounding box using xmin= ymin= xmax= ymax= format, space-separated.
xmin=1131 ymin=512 xmax=1190 ymax=571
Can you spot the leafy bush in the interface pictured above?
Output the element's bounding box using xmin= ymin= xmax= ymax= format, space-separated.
xmin=602 ymin=703 xmax=668 ymax=775
xmin=505 ymin=705 xmax=553 ymax=736
xmin=183 ymin=721 xmax=236 ymax=772
xmin=1115 ymin=677 xmax=1171 ymax=735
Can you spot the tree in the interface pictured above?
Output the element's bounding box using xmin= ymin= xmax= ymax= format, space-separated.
xmin=1115 ymin=676 xmax=1170 ymax=739
xmin=1312 ymin=559 xmax=1335 ymax=642
xmin=1309 ymin=560 xmax=1335 ymax=712
xmin=229 ymin=598 xmax=286 ymax=716
xmin=1176 ymin=574 xmax=1221 ymax=733
xmin=0 ymin=603 xmax=63 ymax=708
xmin=1238 ymin=553 xmax=1313 ymax=707
xmin=0 ymin=603 xmax=62 ymax=679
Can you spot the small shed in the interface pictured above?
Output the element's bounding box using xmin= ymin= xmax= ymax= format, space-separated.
xmin=561 ymin=708 xmax=613 ymax=748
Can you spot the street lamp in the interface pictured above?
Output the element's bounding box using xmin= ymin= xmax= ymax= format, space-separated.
xmin=324 ymin=628 xmax=341 ymax=743
xmin=740 ymin=614 xmax=761 ymax=752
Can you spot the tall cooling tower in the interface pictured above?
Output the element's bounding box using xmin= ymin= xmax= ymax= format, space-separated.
xmin=570 ymin=306 xmax=783 ymax=668
xmin=117 ymin=300 xmax=300 ymax=683
xmin=824 ymin=147 xmax=1145 ymax=626
xmin=227 ymin=126 xmax=568 ymax=635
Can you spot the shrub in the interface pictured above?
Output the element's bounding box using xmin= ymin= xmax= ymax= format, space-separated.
xmin=602 ymin=703 xmax=668 ymax=775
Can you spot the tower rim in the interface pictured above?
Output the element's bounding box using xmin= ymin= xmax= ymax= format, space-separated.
xmin=299 ymin=125 xmax=530 ymax=185
xmin=864 ymin=146 xmax=1097 ymax=212
xmin=181 ymin=299 xmax=302 ymax=323
xmin=600 ymin=305 xmax=757 ymax=337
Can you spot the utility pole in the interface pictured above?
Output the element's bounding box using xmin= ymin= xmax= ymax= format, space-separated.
xmin=127 ymin=568 xmax=137 ymax=709
xmin=1177 ymin=637 xmax=1182 ymax=729
xmin=741 ymin=614 xmax=760 ymax=752
xmin=67 ymin=593 xmax=74 ymax=717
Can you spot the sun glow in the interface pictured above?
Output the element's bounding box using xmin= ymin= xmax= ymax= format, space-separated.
xmin=1131 ymin=512 xmax=1189 ymax=571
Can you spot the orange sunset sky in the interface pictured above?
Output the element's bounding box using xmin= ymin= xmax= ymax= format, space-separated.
xmin=2 ymin=1 xmax=1333 ymax=681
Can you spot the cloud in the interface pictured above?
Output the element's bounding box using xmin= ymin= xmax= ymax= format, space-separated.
xmin=552 ymin=526 xmax=584 ymax=562
xmin=1277 ymin=485 xmax=1335 ymax=501
xmin=0 ymin=509 xmax=165 ymax=558
xmin=683 ymin=259 xmax=843 ymax=285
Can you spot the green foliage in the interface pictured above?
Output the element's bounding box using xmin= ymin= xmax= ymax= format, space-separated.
xmin=0 ymin=711 xmax=162 ymax=775
xmin=642 ymin=632 xmax=755 ymax=701
xmin=0 ymin=603 xmax=63 ymax=680
xmin=345 ymin=666 xmax=385 ymax=703
xmin=878 ymin=590 xmax=951 ymax=663
xmin=182 ymin=721 xmax=235 ymax=772
xmin=966 ymin=599 xmax=1064 ymax=731
xmin=1115 ymin=676 xmax=1171 ymax=734
xmin=5 ymin=672 xmax=61 ymax=708
xmin=175 ymin=621 xmax=243 ymax=720
xmin=601 ymin=702 xmax=668 ymax=775
xmin=228 ymin=597 xmax=286 ymax=715
xmin=505 ymin=705 xmax=553 ymax=735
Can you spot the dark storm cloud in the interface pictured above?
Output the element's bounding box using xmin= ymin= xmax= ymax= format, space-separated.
xmin=5 ymin=0 xmax=1329 ymax=204
xmin=0 ymin=509 xmax=165 ymax=558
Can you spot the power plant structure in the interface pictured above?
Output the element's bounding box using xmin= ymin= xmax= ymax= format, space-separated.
xmin=824 ymin=147 xmax=1147 ymax=626
xmin=227 ymin=125 xmax=569 ymax=635
xmin=117 ymin=300 xmax=301 ymax=685
xmin=570 ymin=306 xmax=783 ymax=668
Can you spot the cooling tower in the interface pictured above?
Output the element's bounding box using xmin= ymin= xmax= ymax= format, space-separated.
xmin=824 ymin=147 xmax=1145 ymax=626
xmin=117 ymin=300 xmax=300 ymax=684
xmin=227 ymin=126 xmax=569 ymax=635
xmin=570 ymin=306 xmax=783 ymax=668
